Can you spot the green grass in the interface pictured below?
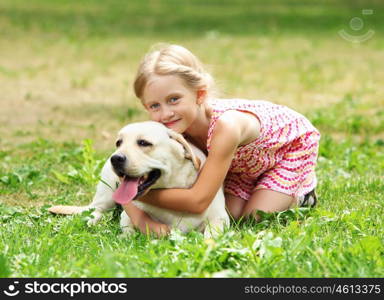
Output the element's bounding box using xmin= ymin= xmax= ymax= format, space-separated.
xmin=1 ymin=124 xmax=383 ymax=277
xmin=1 ymin=0 xmax=384 ymax=277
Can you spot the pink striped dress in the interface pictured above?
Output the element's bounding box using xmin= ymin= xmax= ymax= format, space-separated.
xmin=207 ymin=99 xmax=320 ymax=202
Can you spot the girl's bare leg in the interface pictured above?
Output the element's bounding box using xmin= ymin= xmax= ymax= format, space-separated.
xmin=225 ymin=193 xmax=246 ymax=220
xmin=241 ymin=189 xmax=296 ymax=222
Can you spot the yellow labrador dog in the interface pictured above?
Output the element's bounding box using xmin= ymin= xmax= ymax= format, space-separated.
xmin=49 ymin=121 xmax=229 ymax=238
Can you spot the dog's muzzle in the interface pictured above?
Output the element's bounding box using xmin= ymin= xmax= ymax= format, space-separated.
xmin=110 ymin=153 xmax=162 ymax=205
xmin=110 ymin=153 xmax=127 ymax=177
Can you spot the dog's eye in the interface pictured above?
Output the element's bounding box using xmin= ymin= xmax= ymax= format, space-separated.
xmin=137 ymin=139 xmax=153 ymax=147
xmin=116 ymin=139 xmax=123 ymax=147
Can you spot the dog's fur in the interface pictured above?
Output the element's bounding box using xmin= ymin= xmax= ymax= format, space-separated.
xmin=49 ymin=121 xmax=229 ymax=238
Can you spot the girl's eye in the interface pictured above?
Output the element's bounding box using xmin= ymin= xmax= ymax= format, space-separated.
xmin=169 ymin=97 xmax=179 ymax=103
xmin=149 ymin=103 xmax=160 ymax=110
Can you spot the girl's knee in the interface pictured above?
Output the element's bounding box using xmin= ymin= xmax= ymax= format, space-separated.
xmin=225 ymin=193 xmax=246 ymax=221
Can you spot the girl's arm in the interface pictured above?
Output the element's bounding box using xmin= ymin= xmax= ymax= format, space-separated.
xmin=139 ymin=110 xmax=260 ymax=214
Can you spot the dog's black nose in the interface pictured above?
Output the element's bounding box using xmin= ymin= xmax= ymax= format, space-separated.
xmin=110 ymin=153 xmax=127 ymax=169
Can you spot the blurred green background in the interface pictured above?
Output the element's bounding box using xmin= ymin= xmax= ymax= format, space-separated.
xmin=1 ymin=0 xmax=383 ymax=37
xmin=1 ymin=0 xmax=383 ymax=151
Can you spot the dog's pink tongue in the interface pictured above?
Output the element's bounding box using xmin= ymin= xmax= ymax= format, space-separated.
xmin=113 ymin=177 xmax=140 ymax=205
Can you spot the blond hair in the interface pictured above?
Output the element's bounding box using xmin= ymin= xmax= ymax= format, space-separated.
xmin=134 ymin=44 xmax=216 ymax=99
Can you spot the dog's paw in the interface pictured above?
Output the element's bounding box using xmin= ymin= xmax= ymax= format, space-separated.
xmin=86 ymin=218 xmax=97 ymax=226
xmin=203 ymin=228 xmax=221 ymax=239
xmin=119 ymin=225 xmax=136 ymax=238
xmin=203 ymin=223 xmax=226 ymax=239
xmin=86 ymin=211 xmax=103 ymax=226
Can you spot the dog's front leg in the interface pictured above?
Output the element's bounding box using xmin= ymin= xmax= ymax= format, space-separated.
xmin=87 ymin=159 xmax=119 ymax=225
xmin=119 ymin=211 xmax=135 ymax=236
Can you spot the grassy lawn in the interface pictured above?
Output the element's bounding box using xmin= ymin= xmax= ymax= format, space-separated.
xmin=0 ymin=0 xmax=383 ymax=277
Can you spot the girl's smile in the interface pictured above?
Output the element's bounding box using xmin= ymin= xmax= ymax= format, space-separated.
xmin=163 ymin=119 xmax=181 ymax=128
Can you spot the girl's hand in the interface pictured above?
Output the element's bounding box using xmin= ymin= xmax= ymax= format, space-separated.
xmin=123 ymin=202 xmax=170 ymax=237
xmin=135 ymin=214 xmax=171 ymax=237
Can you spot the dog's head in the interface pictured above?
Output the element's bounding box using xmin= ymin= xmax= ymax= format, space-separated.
xmin=111 ymin=121 xmax=200 ymax=205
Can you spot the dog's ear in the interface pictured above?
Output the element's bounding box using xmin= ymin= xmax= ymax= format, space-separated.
xmin=167 ymin=130 xmax=201 ymax=170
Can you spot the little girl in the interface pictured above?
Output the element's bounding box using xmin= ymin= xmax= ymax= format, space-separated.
xmin=122 ymin=44 xmax=320 ymax=236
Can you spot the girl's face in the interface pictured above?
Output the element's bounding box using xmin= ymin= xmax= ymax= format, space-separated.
xmin=141 ymin=74 xmax=203 ymax=133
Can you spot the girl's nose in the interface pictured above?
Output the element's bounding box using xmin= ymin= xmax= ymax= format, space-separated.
xmin=161 ymin=108 xmax=175 ymax=121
